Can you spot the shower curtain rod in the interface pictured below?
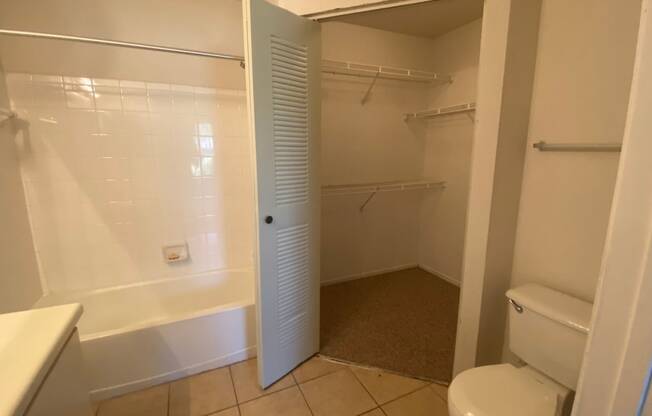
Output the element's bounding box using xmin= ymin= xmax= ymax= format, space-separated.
xmin=0 ymin=29 xmax=245 ymax=65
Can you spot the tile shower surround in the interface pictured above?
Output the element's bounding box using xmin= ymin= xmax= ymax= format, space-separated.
xmin=6 ymin=73 xmax=254 ymax=293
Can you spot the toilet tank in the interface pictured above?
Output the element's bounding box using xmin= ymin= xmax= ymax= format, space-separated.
xmin=506 ymin=284 xmax=592 ymax=390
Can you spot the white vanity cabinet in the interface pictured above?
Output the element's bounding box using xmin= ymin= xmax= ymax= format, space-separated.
xmin=25 ymin=330 xmax=92 ymax=416
xmin=0 ymin=304 xmax=92 ymax=416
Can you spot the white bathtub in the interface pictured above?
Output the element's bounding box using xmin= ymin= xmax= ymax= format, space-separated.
xmin=34 ymin=270 xmax=256 ymax=400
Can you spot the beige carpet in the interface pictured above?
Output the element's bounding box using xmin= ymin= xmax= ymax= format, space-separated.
xmin=320 ymin=267 xmax=460 ymax=383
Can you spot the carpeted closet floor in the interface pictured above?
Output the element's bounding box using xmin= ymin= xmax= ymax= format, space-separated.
xmin=320 ymin=267 xmax=460 ymax=384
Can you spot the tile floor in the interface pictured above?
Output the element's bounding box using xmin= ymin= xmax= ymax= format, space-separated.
xmin=95 ymin=356 xmax=449 ymax=416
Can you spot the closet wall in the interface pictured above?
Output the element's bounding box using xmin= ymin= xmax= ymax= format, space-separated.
xmin=0 ymin=62 xmax=42 ymax=312
xmin=419 ymin=19 xmax=482 ymax=284
xmin=510 ymin=0 xmax=641 ymax=302
xmin=0 ymin=0 xmax=254 ymax=294
xmin=320 ymin=20 xmax=481 ymax=285
xmin=320 ymin=22 xmax=430 ymax=284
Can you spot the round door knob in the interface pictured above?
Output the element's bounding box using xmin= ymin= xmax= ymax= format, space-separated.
xmin=264 ymin=216 xmax=273 ymax=224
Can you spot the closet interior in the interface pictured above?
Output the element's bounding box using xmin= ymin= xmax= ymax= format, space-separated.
xmin=316 ymin=1 xmax=483 ymax=384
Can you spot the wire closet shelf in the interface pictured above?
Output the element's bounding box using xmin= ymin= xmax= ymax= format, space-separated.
xmin=405 ymin=102 xmax=476 ymax=121
xmin=322 ymin=60 xmax=452 ymax=84
xmin=322 ymin=179 xmax=446 ymax=212
xmin=322 ymin=179 xmax=446 ymax=196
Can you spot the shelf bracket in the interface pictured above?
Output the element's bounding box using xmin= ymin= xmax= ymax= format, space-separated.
xmin=359 ymin=190 xmax=378 ymax=212
xmin=361 ymin=71 xmax=380 ymax=105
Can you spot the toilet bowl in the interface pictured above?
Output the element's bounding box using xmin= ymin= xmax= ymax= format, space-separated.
xmin=448 ymin=284 xmax=592 ymax=416
xmin=448 ymin=364 xmax=572 ymax=416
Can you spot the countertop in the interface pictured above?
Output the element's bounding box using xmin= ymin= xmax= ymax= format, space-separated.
xmin=0 ymin=303 xmax=83 ymax=416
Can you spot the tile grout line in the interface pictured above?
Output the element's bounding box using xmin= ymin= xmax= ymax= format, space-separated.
xmin=227 ymin=365 xmax=242 ymax=415
xmin=294 ymin=366 xmax=347 ymax=385
xmin=294 ymin=373 xmax=315 ymax=416
xmin=236 ymin=384 xmax=297 ymax=406
xmin=167 ymin=383 xmax=171 ymax=416
xmin=348 ymin=367 xmax=382 ymax=415
xmin=379 ymin=383 xmax=434 ymax=409
xmin=430 ymin=383 xmax=449 ymax=403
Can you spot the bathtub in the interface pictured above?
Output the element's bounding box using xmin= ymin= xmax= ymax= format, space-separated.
xmin=34 ymin=270 xmax=256 ymax=400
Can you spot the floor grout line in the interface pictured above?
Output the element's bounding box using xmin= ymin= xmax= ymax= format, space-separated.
xmin=166 ymin=383 xmax=171 ymax=416
xmin=379 ymin=383 xmax=433 ymax=408
xmin=226 ymin=365 xmax=243 ymax=416
xmin=235 ymin=382 xmax=296 ymax=407
xmin=349 ymin=366 xmax=381 ymax=410
xmin=227 ymin=365 xmax=239 ymax=403
xmin=294 ymin=373 xmax=315 ymax=416
xmin=295 ymin=366 xmax=349 ymax=385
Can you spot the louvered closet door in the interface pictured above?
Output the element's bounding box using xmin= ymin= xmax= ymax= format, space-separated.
xmin=243 ymin=0 xmax=321 ymax=388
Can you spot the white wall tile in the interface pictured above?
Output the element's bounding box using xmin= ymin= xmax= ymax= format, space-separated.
xmin=94 ymin=86 xmax=123 ymax=110
xmin=8 ymin=72 xmax=254 ymax=293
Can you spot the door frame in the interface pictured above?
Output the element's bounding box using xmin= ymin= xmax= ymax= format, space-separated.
xmin=276 ymin=0 xmax=434 ymax=20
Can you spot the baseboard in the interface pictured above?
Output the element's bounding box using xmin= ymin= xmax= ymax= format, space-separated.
xmin=320 ymin=263 xmax=419 ymax=286
xmin=89 ymin=346 xmax=256 ymax=401
xmin=417 ymin=264 xmax=461 ymax=287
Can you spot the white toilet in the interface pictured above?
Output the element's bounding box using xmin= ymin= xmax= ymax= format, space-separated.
xmin=448 ymin=283 xmax=593 ymax=416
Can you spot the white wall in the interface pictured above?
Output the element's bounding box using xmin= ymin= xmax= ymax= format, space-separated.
xmin=320 ymin=22 xmax=431 ymax=283
xmin=573 ymin=3 xmax=651 ymax=413
xmin=0 ymin=0 xmax=254 ymax=294
xmin=0 ymin=0 xmax=244 ymax=89
xmin=0 ymin=63 xmax=42 ymax=312
xmin=418 ymin=19 xmax=482 ymax=285
xmin=510 ymin=0 xmax=641 ymax=302
xmin=454 ymin=0 xmax=542 ymax=373
xmin=319 ymin=20 xmax=484 ymax=285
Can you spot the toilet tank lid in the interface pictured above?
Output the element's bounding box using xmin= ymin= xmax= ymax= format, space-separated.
xmin=506 ymin=284 xmax=592 ymax=334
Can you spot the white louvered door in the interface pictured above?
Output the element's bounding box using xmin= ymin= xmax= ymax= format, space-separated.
xmin=243 ymin=0 xmax=321 ymax=388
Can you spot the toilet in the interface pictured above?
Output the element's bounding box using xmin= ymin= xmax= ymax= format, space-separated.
xmin=448 ymin=284 xmax=593 ymax=416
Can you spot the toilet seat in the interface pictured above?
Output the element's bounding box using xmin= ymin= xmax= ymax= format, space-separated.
xmin=448 ymin=364 xmax=569 ymax=416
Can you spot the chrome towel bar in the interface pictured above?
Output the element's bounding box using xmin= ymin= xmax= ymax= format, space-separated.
xmin=533 ymin=141 xmax=621 ymax=152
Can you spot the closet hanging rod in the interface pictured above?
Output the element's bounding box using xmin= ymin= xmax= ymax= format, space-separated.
xmin=322 ymin=179 xmax=446 ymax=196
xmin=322 ymin=60 xmax=452 ymax=84
xmin=0 ymin=29 xmax=246 ymax=64
xmin=533 ymin=141 xmax=622 ymax=152
xmin=405 ymin=102 xmax=476 ymax=120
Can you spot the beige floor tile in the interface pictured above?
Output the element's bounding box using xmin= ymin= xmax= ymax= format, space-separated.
xmin=97 ymin=384 xmax=168 ymax=416
xmin=430 ymin=383 xmax=449 ymax=402
xmin=381 ymin=386 xmax=448 ymax=416
xmin=300 ymin=369 xmax=376 ymax=416
xmin=231 ymin=358 xmax=295 ymax=403
xmin=351 ymin=366 xmax=428 ymax=405
xmin=209 ymin=407 xmax=240 ymax=416
xmin=292 ymin=355 xmax=346 ymax=383
xmin=361 ymin=409 xmax=385 ymax=416
xmin=239 ymin=386 xmax=311 ymax=416
xmin=169 ymin=367 xmax=237 ymax=416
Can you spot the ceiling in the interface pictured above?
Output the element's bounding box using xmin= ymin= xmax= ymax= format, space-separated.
xmin=325 ymin=0 xmax=484 ymax=39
